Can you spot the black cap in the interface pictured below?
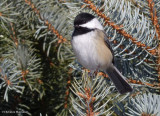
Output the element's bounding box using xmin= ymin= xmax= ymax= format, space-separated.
xmin=74 ymin=13 xmax=95 ymax=26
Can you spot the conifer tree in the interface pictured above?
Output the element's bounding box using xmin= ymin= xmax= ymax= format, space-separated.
xmin=0 ymin=0 xmax=160 ymax=116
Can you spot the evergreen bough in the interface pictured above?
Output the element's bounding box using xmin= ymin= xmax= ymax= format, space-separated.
xmin=0 ymin=0 xmax=160 ymax=115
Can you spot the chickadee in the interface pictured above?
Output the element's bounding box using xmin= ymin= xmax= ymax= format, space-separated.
xmin=71 ymin=13 xmax=132 ymax=94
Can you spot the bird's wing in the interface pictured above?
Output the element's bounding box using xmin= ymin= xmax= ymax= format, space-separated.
xmin=104 ymin=32 xmax=114 ymax=56
xmin=104 ymin=32 xmax=114 ymax=63
xmin=96 ymin=29 xmax=115 ymax=63
xmin=95 ymin=29 xmax=114 ymax=64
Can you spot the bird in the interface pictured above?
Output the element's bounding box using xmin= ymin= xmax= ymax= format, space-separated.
xmin=71 ymin=12 xmax=133 ymax=94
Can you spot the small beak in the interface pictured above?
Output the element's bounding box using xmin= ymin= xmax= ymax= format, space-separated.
xmin=74 ymin=25 xmax=79 ymax=28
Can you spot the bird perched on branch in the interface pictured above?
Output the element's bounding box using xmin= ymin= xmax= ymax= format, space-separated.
xmin=71 ymin=12 xmax=132 ymax=94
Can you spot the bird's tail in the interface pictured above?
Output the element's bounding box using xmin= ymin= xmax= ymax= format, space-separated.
xmin=106 ymin=65 xmax=132 ymax=94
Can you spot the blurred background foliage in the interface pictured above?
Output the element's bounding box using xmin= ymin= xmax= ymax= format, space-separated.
xmin=0 ymin=0 xmax=160 ymax=116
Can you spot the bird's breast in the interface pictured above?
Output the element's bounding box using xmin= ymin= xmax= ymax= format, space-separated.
xmin=72 ymin=31 xmax=113 ymax=71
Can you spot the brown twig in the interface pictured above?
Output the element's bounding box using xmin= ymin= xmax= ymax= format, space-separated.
xmin=10 ymin=23 xmax=18 ymax=46
xmin=147 ymin=0 xmax=160 ymax=39
xmin=77 ymin=88 xmax=99 ymax=116
xmin=64 ymin=68 xmax=72 ymax=109
xmin=24 ymin=0 xmax=63 ymax=67
xmin=128 ymin=79 xmax=160 ymax=87
xmin=147 ymin=0 xmax=160 ymax=88
xmin=24 ymin=0 xmax=67 ymax=44
xmin=9 ymin=23 xmax=30 ymax=82
xmin=96 ymin=70 xmax=160 ymax=87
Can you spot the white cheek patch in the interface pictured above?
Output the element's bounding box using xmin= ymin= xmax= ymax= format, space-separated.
xmin=80 ymin=18 xmax=104 ymax=30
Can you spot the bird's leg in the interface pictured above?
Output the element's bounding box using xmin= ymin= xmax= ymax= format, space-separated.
xmin=89 ymin=70 xmax=95 ymax=78
xmin=89 ymin=70 xmax=99 ymax=78
xmin=94 ymin=65 xmax=101 ymax=77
